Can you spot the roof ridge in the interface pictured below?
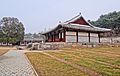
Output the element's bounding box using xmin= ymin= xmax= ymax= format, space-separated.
xmin=63 ymin=13 xmax=95 ymax=28
xmin=64 ymin=13 xmax=81 ymax=23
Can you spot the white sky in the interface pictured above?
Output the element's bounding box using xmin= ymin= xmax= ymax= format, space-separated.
xmin=0 ymin=0 xmax=120 ymax=33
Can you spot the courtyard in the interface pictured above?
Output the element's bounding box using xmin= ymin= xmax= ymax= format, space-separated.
xmin=26 ymin=46 xmax=120 ymax=76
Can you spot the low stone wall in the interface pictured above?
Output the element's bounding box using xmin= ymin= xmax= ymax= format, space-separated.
xmin=100 ymin=37 xmax=120 ymax=43
xmin=39 ymin=42 xmax=100 ymax=50
xmin=26 ymin=37 xmax=120 ymax=50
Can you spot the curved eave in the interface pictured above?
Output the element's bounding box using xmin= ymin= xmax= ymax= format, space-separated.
xmin=42 ymin=25 xmax=61 ymax=35
xmin=92 ymin=26 xmax=111 ymax=32
xmin=61 ymin=24 xmax=111 ymax=33
xmin=42 ymin=23 xmax=111 ymax=35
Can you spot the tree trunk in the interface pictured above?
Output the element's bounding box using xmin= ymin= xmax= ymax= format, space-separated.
xmin=7 ymin=38 xmax=8 ymax=46
xmin=7 ymin=42 xmax=8 ymax=46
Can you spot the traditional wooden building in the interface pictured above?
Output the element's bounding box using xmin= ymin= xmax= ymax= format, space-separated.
xmin=42 ymin=14 xmax=111 ymax=43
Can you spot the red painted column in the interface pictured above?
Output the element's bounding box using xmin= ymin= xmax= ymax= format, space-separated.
xmin=53 ymin=33 xmax=55 ymax=42
xmin=47 ymin=34 xmax=48 ymax=42
xmin=47 ymin=34 xmax=50 ymax=42
xmin=60 ymin=32 xmax=62 ymax=42
xmin=52 ymin=34 xmax=54 ymax=42
xmin=76 ymin=31 xmax=78 ymax=43
xmin=63 ymin=30 xmax=66 ymax=42
xmin=49 ymin=33 xmax=52 ymax=42
xmin=98 ymin=33 xmax=100 ymax=43
xmin=88 ymin=32 xmax=90 ymax=43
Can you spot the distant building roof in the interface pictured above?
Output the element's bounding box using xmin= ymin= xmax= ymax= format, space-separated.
xmin=23 ymin=37 xmax=43 ymax=41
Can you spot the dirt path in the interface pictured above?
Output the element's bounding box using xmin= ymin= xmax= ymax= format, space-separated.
xmin=42 ymin=52 xmax=102 ymax=76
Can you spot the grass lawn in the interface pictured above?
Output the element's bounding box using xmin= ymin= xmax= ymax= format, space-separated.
xmin=0 ymin=47 xmax=16 ymax=56
xmin=26 ymin=46 xmax=120 ymax=76
xmin=26 ymin=53 xmax=88 ymax=76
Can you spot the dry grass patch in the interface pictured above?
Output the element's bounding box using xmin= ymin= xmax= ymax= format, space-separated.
xmin=25 ymin=46 xmax=120 ymax=76
xmin=26 ymin=52 xmax=88 ymax=76
xmin=47 ymin=46 xmax=120 ymax=76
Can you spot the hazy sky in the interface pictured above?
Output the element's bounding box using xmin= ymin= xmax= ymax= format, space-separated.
xmin=0 ymin=0 xmax=120 ymax=33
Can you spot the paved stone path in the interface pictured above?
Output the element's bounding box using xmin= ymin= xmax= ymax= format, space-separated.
xmin=0 ymin=50 xmax=36 ymax=76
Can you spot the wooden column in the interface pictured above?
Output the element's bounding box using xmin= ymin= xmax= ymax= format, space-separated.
xmin=60 ymin=32 xmax=62 ymax=42
xmin=63 ymin=30 xmax=66 ymax=42
xmin=48 ymin=34 xmax=50 ymax=42
xmin=57 ymin=33 xmax=59 ymax=41
xmin=47 ymin=34 xmax=49 ymax=42
xmin=52 ymin=32 xmax=55 ymax=42
xmin=44 ymin=35 xmax=46 ymax=42
xmin=53 ymin=32 xmax=56 ymax=42
xmin=52 ymin=33 xmax=54 ymax=42
xmin=76 ymin=31 xmax=78 ymax=43
xmin=55 ymin=32 xmax=58 ymax=42
xmin=58 ymin=32 xmax=60 ymax=41
xmin=88 ymin=32 xmax=90 ymax=43
xmin=98 ymin=33 xmax=100 ymax=43
xmin=57 ymin=32 xmax=60 ymax=42
xmin=45 ymin=34 xmax=47 ymax=42
xmin=50 ymin=33 xmax=52 ymax=42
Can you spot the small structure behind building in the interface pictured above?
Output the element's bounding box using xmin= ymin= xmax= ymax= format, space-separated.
xmin=20 ymin=34 xmax=45 ymax=46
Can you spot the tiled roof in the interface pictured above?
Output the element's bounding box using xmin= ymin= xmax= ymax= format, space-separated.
xmin=42 ymin=14 xmax=111 ymax=34
xmin=42 ymin=23 xmax=111 ymax=34
xmin=61 ymin=23 xmax=111 ymax=32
